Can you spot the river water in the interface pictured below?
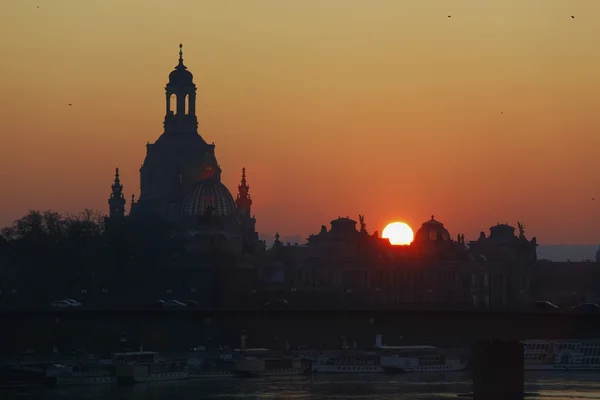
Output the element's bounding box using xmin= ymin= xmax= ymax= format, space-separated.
xmin=4 ymin=372 xmax=600 ymax=399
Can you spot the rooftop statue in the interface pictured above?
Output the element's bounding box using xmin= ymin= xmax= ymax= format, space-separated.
xmin=517 ymin=222 xmax=526 ymax=239
xmin=358 ymin=215 xmax=367 ymax=233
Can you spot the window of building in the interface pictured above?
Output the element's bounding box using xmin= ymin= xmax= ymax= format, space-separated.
xmin=429 ymin=231 xmax=437 ymax=240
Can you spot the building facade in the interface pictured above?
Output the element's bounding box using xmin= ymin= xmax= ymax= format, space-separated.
xmin=261 ymin=216 xmax=538 ymax=309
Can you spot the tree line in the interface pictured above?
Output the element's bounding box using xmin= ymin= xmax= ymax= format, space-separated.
xmin=0 ymin=209 xmax=184 ymax=286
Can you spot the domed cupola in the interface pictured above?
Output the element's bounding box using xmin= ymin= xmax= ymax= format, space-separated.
xmin=413 ymin=215 xmax=451 ymax=244
xmin=168 ymin=44 xmax=194 ymax=86
xmin=181 ymin=180 xmax=236 ymax=218
xmin=162 ymin=44 xmax=198 ymax=135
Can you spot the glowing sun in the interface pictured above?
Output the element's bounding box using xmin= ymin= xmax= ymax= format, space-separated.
xmin=382 ymin=222 xmax=414 ymax=245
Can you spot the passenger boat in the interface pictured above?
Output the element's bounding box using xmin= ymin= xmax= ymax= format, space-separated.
xmin=232 ymin=348 xmax=305 ymax=377
xmin=524 ymin=339 xmax=600 ymax=371
xmin=43 ymin=361 xmax=116 ymax=386
xmin=378 ymin=345 xmax=469 ymax=373
xmin=43 ymin=348 xmax=192 ymax=386
xmin=309 ymin=350 xmax=384 ymax=374
xmin=114 ymin=351 xmax=189 ymax=385
xmin=186 ymin=346 xmax=236 ymax=378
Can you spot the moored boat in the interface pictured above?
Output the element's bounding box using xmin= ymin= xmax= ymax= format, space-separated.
xmin=232 ymin=348 xmax=304 ymax=377
xmin=309 ymin=350 xmax=384 ymax=374
xmin=379 ymin=346 xmax=469 ymax=373
xmin=113 ymin=351 xmax=189 ymax=385
xmin=43 ymin=361 xmax=116 ymax=386
xmin=524 ymin=339 xmax=600 ymax=371
xmin=186 ymin=346 xmax=236 ymax=378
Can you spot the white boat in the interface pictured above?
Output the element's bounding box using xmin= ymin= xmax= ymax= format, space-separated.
xmin=232 ymin=348 xmax=306 ymax=377
xmin=234 ymin=357 xmax=304 ymax=377
xmin=378 ymin=346 xmax=469 ymax=373
xmin=44 ymin=362 xmax=116 ymax=386
xmin=309 ymin=350 xmax=385 ymax=374
xmin=113 ymin=351 xmax=189 ymax=384
xmin=524 ymin=339 xmax=600 ymax=371
xmin=186 ymin=346 xmax=236 ymax=378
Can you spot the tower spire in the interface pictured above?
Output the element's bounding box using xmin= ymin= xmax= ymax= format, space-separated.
xmin=235 ymin=167 xmax=252 ymax=215
xmin=108 ymin=167 xmax=126 ymax=218
xmin=176 ymin=43 xmax=186 ymax=69
xmin=112 ymin=168 xmax=123 ymax=195
xmin=241 ymin=167 xmax=247 ymax=186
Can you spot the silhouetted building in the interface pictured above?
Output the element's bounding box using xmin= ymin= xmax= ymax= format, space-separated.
xmin=469 ymin=223 xmax=537 ymax=264
xmin=106 ymin=44 xmax=260 ymax=254
xmin=260 ymin=215 xmax=536 ymax=309
xmin=411 ymin=215 xmax=469 ymax=260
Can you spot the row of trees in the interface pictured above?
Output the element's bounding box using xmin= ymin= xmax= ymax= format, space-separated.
xmin=0 ymin=209 xmax=266 ymax=306
xmin=0 ymin=209 xmax=184 ymax=271
xmin=0 ymin=208 xmax=254 ymax=271
xmin=1 ymin=209 xmax=103 ymax=243
xmin=0 ymin=210 xmax=188 ymax=305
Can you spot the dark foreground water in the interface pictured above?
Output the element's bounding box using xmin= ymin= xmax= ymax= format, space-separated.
xmin=4 ymin=372 xmax=600 ymax=399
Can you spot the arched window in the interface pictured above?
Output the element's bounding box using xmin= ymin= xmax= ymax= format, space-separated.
xmin=169 ymin=94 xmax=177 ymax=114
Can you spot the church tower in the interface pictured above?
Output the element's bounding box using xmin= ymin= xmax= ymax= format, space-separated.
xmin=235 ymin=168 xmax=252 ymax=216
xmin=164 ymin=44 xmax=198 ymax=135
xmin=234 ymin=167 xmax=258 ymax=242
xmin=136 ymin=44 xmax=225 ymax=219
xmin=108 ymin=168 xmax=126 ymax=218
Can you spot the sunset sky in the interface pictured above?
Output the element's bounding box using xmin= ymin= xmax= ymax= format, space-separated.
xmin=1 ymin=0 xmax=600 ymax=244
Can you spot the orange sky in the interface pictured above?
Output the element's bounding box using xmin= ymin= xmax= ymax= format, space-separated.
xmin=1 ymin=0 xmax=600 ymax=244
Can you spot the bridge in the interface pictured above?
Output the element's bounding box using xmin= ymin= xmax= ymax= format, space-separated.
xmin=1 ymin=308 xmax=599 ymax=355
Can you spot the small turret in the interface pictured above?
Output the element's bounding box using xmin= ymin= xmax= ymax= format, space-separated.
xmin=235 ymin=167 xmax=252 ymax=216
xmin=108 ymin=168 xmax=126 ymax=218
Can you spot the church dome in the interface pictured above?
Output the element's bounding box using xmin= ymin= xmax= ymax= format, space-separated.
xmin=168 ymin=44 xmax=194 ymax=86
xmin=169 ymin=68 xmax=193 ymax=86
xmin=414 ymin=215 xmax=451 ymax=243
xmin=181 ymin=180 xmax=236 ymax=217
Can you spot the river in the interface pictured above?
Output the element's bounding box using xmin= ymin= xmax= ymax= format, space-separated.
xmin=4 ymin=372 xmax=600 ymax=399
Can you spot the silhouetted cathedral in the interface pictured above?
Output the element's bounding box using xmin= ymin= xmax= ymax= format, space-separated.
xmin=107 ymin=45 xmax=260 ymax=252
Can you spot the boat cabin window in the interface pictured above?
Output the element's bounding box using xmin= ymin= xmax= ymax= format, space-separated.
xmin=112 ymin=351 xmax=157 ymax=364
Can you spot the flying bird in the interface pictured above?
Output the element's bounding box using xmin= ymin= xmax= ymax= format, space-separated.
xmin=571 ymin=16 xmax=575 ymax=18
xmin=448 ymin=15 xmax=451 ymax=18
xmin=68 ymin=103 xmax=72 ymax=106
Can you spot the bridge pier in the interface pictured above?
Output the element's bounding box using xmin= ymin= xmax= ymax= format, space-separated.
xmin=472 ymin=340 xmax=524 ymax=400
